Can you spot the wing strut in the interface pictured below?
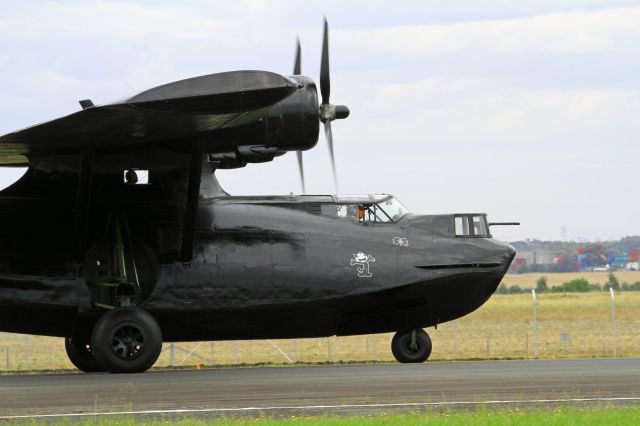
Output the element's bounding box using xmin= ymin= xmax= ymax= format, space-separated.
xmin=73 ymin=148 xmax=95 ymax=262
xmin=180 ymin=139 xmax=206 ymax=262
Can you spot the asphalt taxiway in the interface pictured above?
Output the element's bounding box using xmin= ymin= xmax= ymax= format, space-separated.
xmin=0 ymin=358 xmax=638 ymax=419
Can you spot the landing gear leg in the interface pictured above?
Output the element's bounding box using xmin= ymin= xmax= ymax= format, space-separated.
xmin=91 ymin=307 xmax=162 ymax=374
xmin=391 ymin=329 xmax=432 ymax=363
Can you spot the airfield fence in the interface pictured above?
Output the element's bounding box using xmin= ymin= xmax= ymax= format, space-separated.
xmin=1 ymin=291 xmax=639 ymax=372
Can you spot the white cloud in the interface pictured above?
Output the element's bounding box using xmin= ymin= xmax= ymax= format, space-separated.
xmin=0 ymin=2 xmax=230 ymax=43
xmin=336 ymin=7 xmax=640 ymax=56
xmin=0 ymin=2 xmax=639 ymax=240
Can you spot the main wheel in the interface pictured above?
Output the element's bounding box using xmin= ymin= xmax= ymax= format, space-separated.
xmin=91 ymin=307 xmax=162 ymax=374
xmin=391 ymin=329 xmax=432 ymax=363
xmin=65 ymin=337 xmax=104 ymax=373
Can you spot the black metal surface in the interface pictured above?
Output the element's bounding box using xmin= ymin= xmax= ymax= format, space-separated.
xmin=324 ymin=121 xmax=338 ymax=192
xmin=180 ymin=140 xmax=206 ymax=262
xmin=72 ymin=149 xmax=94 ymax=262
xmin=320 ymin=18 xmax=331 ymax=106
xmin=293 ymin=38 xmax=301 ymax=76
xmin=296 ymin=150 xmax=306 ymax=194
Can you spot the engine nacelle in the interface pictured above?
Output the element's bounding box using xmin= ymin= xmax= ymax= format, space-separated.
xmin=263 ymin=75 xmax=320 ymax=152
xmin=204 ymin=76 xmax=320 ymax=156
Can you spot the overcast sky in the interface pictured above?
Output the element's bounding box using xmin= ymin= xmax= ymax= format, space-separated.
xmin=0 ymin=0 xmax=638 ymax=242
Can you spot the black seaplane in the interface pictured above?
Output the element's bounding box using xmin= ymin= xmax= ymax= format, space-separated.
xmin=0 ymin=21 xmax=516 ymax=373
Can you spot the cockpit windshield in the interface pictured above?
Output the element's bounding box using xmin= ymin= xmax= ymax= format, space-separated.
xmin=325 ymin=195 xmax=410 ymax=224
xmin=375 ymin=196 xmax=410 ymax=222
xmin=334 ymin=196 xmax=409 ymax=223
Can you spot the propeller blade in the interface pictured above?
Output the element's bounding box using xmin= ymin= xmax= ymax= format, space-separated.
xmin=324 ymin=121 xmax=338 ymax=193
xmin=293 ymin=37 xmax=301 ymax=75
xmin=296 ymin=150 xmax=306 ymax=194
xmin=320 ymin=17 xmax=331 ymax=105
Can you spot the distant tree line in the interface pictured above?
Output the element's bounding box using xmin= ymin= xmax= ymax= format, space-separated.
xmin=510 ymin=236 xmax=640 ymax=273
xmin=496 ymin=273 xmax=640 ymax=294
xmin=510 ymin=236 xmax=640 ymax=254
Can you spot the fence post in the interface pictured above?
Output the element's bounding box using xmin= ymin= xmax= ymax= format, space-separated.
xmin=5 ymin=348 xmax=8 ymax=371
xmin=532 ymin=289 xmax=538 ymax=358
xmin=610 ymin=287 xmax=617 ymax=357
xmin=452 ymin=320 xmax=458 ymax=358
xmin=169 ymin=343 xmax=176 ymax=366
xmin=371 ymin=335 xmax=377 ymax=361
xmin=327 ymin=338 xmax=332 ymax=362
xmin=24 ymin=335 xmax=30 ymax=370
xmin=485 ymin=335 xmax=490 ymax=358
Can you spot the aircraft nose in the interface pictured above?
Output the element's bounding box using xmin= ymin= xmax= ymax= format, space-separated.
xmin=503 ymin=243 xmax=517 ymax=267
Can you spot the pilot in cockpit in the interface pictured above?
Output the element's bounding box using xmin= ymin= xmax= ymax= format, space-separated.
xmin=343 ymin=204 xmax=367 ymax=223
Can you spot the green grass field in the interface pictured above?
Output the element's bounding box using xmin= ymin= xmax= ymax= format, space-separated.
xmin=502 ymin=270 xmax=640 ymax=289
xmin=11 ymin=406 xmax=640 ymax=425
xmin=1 ymin=274 xmax=639 ymax=372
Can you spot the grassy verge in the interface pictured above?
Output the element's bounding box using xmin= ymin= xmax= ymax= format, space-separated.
xmin=1 ymin=288 xmax=640 ymax=371
xmin=502 ymin=270 xmax=640 ymax=289
xmin=13 ymin=406 xmax=640 ymax=425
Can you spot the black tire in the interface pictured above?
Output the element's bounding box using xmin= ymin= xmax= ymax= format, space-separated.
xmin=391 ymin=329 xmax=432 ymax=363
xmin=64 ymin=337 xmax=104 ymax=373
xmin=91 ymin=307 xmax=162 ymax=374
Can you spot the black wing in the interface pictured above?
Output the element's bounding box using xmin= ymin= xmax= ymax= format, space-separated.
xmin=0 ymin=70 xmax=298 ymax=166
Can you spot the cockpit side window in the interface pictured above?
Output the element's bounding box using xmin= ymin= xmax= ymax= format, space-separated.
xmin=366 ymin=204 xmax=391 ymax=223
xmin=336 ymin=204 xmax=386 ymax=223
xmin=336 ymin=204 xmax=359 ymax=222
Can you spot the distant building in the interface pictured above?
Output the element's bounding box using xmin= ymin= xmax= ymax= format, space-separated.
xmin=517 ymin=251 xmax=554 ymax=265
xmin=509 ymin=258 xmax=526 ymax=272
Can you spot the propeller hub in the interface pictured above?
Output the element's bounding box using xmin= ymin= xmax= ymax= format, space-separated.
xmin=320 ymin=103 xmax=350 ymax=123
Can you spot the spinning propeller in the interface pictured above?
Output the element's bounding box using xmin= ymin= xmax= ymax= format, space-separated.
xmin=293 ymin=18 xmax=350 ymax=194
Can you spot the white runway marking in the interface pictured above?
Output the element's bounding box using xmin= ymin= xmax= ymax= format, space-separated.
xmin=1 ymin=397 xmax=639 ymax=420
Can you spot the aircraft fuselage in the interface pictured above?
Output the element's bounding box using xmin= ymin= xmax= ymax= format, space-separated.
xmin=0 ymin=191 xmax=515 ymax=342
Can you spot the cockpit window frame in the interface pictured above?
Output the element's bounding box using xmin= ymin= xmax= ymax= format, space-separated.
xmin=364 ymin=204 xmax=393 ymax=223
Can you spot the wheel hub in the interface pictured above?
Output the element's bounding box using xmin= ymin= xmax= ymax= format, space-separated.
xmin=111 ymin=324 xmax=145 ymax=360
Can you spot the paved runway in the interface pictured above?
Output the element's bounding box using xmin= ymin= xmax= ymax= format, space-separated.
xmin=0 ymin=358 xmax=639 ymax=419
